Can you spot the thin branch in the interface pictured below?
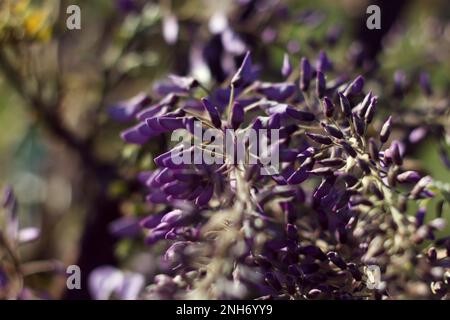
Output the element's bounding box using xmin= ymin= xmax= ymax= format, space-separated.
xmin=0 ymin=49 xmax=101 ymax=170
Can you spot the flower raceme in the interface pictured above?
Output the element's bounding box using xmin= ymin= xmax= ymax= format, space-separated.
xmin=114 ymin=50 xmax=448 ymax=300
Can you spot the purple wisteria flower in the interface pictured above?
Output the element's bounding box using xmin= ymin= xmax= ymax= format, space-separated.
xmin=115 ymin=47 xmax=449 ymax=300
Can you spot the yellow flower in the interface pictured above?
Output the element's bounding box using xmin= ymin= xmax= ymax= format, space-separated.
xmin=24 ymin=10 xmax=46 ymax=36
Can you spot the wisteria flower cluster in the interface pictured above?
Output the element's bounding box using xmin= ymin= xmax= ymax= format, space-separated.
xmin=116 ymin=48 xmax=450 ymax=300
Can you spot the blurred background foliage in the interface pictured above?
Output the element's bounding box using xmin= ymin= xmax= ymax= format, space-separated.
xmin=0 ymin=0 xmax=449 ymax=298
